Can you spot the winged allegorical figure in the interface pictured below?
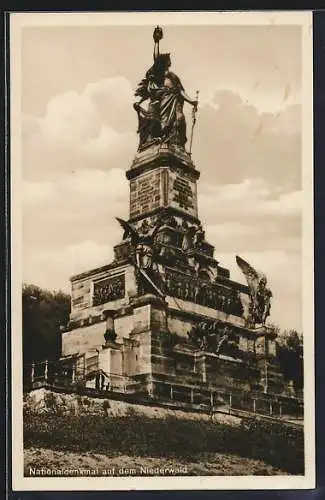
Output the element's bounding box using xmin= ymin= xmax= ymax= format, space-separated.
xmin=116 ymin=217 xmax=159 ymax=271
xmin=236 ymin=255 xmax=272 ymax=327
xmin=116 ymin=217 xmax=166 ymax=298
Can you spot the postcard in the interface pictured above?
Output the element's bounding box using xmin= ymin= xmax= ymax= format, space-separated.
xmin=10 ymin=10 xmax=314 ymax=491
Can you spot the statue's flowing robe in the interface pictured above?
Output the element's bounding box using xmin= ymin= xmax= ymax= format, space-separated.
xmin=153 ymin=71 xmax=187 ymax=146
xmin=135 ymin=71 xmax=187 ymax=149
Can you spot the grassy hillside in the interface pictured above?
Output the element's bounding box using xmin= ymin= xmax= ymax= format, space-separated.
xmin=24 ymin=408 xmax=304 ymax=475
xmin=24 ymin=447 xmax=287 ymax=476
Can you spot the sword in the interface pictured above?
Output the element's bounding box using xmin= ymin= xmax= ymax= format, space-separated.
xmin=189 ymin=90 xmax=199 ymax=156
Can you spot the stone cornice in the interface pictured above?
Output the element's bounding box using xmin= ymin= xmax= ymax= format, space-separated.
xmin=130 ymin=293 xmax=167 ymax=309
xmin=70 ymin=259 xmax=129 ymax=282
xmin=129 ymin=205 xmax=201 ymax=225
xmin=127 ymin=144 xmax=200 ymax=181
xmin=167 ymin=303 xmax=276 ymax=339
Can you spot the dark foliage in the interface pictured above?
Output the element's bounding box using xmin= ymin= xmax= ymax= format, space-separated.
xmin=24 ymin=410 xmax=304 ymax=474
xmin=22 ymin=283 xmax=70 ymax=364
xmin=276 ymin=330 xmax=304 ymax=390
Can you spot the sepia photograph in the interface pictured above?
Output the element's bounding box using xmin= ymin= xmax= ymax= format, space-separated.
xmin=10 ymin=11 xmax=314 ymax=491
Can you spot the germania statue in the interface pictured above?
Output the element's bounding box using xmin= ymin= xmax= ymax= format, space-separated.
xmin=133 ymin=26 xmax=198 ymax=151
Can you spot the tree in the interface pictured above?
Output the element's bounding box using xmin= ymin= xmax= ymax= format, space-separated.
xmin=276 ymin=329 xmax=304 ymax=391
xmin=22 ymin=283 xmax=70 ymax=365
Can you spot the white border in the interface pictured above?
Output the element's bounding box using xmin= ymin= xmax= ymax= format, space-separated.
xmin=10 ymin=10 xmax=315 ymax=491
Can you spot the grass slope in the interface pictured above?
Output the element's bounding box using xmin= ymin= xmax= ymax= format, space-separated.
xmin=23 ymin=409 xmax=304 ymax=476
xmin=25 ymin=447 xmax=288 ymax=476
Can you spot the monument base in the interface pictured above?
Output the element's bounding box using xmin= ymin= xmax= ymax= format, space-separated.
xmin=61 ymin=263 xmax=288 ymax=402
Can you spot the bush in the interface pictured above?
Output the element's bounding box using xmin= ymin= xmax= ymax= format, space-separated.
xmin=23 ymin=411 xmax=304 ymax=474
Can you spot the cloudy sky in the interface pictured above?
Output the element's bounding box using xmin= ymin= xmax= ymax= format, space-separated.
xmin=20 ymin=20 xmax=305 ymax=331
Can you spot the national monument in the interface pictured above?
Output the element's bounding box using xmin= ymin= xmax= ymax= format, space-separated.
xmin=36 ymin=27 xmax=301 ymax=416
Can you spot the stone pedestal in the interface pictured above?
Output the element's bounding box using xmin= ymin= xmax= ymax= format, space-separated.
xmin=58 ymin=130 xmax=291 ymax=406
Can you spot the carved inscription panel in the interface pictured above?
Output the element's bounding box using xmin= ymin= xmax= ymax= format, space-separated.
xmin=130 ymin=169 xmax=166 ymax=218
xmin=168 ymin=169 xmax=197 ymax=217
xmin=129 ymin=167 xmax=198 ymax=218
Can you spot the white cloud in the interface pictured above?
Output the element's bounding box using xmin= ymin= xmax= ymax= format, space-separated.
xmin=207 ymin=222 xmax=255 ymax=239
xmin=23 ymin=180 xmax=56 ymax=205
xmin=38 ymin=76 xmax=135 ymax=143
xmin=41 ymin=90 xmax=100 ymax=143
xmin=58 ymin=167 xmax=127 ymax=199
xmin=193 ymin=91 xmax=301 ymax=189
xmin=80 ymin=126 xmax=137 ymax=163
xmin=23 ymin=240 xmax=114 ymax=293
xmin=22 ymin=114 xmax=41 ymax=137
xmin=85 ymin=77 xmax=135 ymax=132
xmin=23 ymin=168 xmax=128 ymax=207
xmin=22 ymin=165 xmax=128 ymax=264
xmin=65 ymin=240 xmax=113 ymax=276
xmin=263 ymin=190 xmax=302 ymax=216
xmin=22 ymin=76 xmax=137 ymax=182
xmin=200 ymin=178 xmax=302 ymax=222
